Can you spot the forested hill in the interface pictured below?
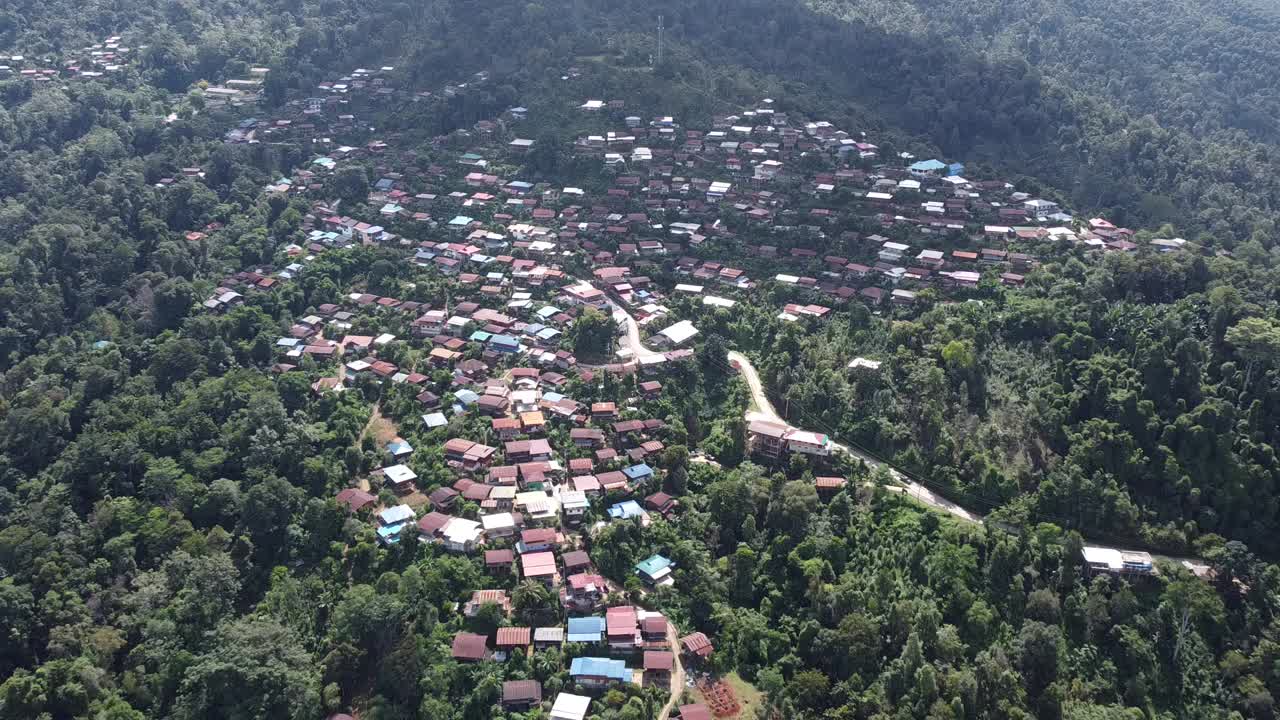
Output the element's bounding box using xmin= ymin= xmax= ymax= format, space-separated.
xmin=6 ymin=2 xmax=1280 ymax=720
xmin=4 ymin=0 xmax=1279 ymax=244
xmin=807 ymin=0 xmax=1280 ymax=144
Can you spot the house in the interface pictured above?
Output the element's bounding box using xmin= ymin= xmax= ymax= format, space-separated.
xmin=879 ymin=241 xmax=909 ymax=262
xmin=655 ymin=319 xmax=698 ymax=347
xmin=605 ymin=605 xmax=640 ymax=649
xmin=573 ymin=475 xmax=603 ymax=496
xmin=492 ymin=417 xmax=521 ymax=440
xmin=570 ymin=657 xmax=631 ymax=688
xmin=522 ymin=551 xmax=558 ymax=585
xmin=1081 ymin=546 xmax=1155 ymax=577
xmin=417 ymin=511 xmax=453 ymax=540
xmin=502 ymin=680 xmax=542 ymax=711
xmin=382 ymin=464 xmax=419 ymax=491
xmin=891 ymin=289 xmax=917 ymax=306
xmin=429 ymin=486 xmax=459 ymax=511
xmin=635 ymin=555 xmax=675 ymax=587
xmin=451 ymin=633 xmax=489 ymax=662
xmin=464 ymin=589 xmax=512 ymax=617
xmin=1023 ymin=198 xmax=1059 ymax=219
xmin=909 ymin=159 xmax=947 ymax=178
xmin=518 ymin=527 xmax=558 ymax=553
xmin=505 ymin=438 xmax=554 ymax=463
xmin=378 ymin=504 xmax=414 ymax=527
xmin=785 ymin=430 xmax=830 ymax=456
xmin=643 ymin=651 xmax=673 ymax=686
xmin=550 ymin=693 xmax=592 ymax=720
xmin=534 ymin=626 xmax=565 ymax=649
xmin=622 ymin=464 xmax=654 ymax=483
xmin=562 ymin=282 xmax=609 ymax=309
xmin=747 ymin=419 xmax=789 ymax=459
xmin=815 ymin=476 xmax=847 ymax=499
xmin=485 ymin=548 xmax=516 ymax=573
xmin=571 ymin=428 xmax=606 ymax=448
xmin=644 ymin=492 xmax=677 ymax=516
xmin=441 ymin=517 xmax=484 ymax=552
xmin=598 ymin=471 xmax=630 ymax=492
xmin=562 ymin=550 xmax=592 ymax=574
xmin=608 ymin=500 xmax=645 ymax=521
xmin=564 ymin=572 xmax=609 ymax=610
xmin=495 ymin=626 xmax=532 ymax=651
xmin=386 ymin=438 xmax=414 ymax=459
xmin=590 ymin=402 xmax=618 ymax=420
xmin=335 ymin=488 xmax=376 ymax=513
xmin=680 ymin=632 xmax=714 ymax=661
xmin=561 ymin=490 xmax=590 ymax=523
xmin=567 ymin=615 xmax=606 ymax=644
xmin=641 ymin=614 xmax=668 ymax=645
xmin=482 ymin=512 xmax=518 ymax=540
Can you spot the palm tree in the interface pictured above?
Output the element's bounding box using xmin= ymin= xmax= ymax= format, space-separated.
xmin=512 ymin=579 xmax=554 ymax=623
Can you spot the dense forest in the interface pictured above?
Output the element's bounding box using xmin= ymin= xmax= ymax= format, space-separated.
xmin=3 ymin=1 xmax=1280 ymax=719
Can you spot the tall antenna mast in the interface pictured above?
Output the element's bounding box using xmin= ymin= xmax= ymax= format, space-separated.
xmin=657 ymin=15 xmax=664 ymax=66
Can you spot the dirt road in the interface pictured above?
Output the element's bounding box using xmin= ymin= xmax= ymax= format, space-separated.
xmin=656 ymin=621 xmax=687 ymax=720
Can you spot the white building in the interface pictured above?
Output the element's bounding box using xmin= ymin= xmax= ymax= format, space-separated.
xmin=440 ymin=518 xmax=483 ymax=552
xmin=378 ymin=504 xmax=415 ymax=526
xmin=655 ymin=320 xmax=698 ymax=347
xmin=382 ymin=464 xmax=418 ymax=488
xmin=551 ymin=693 xmax=592 ymax=720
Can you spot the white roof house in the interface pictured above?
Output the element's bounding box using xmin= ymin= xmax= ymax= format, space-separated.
xmin=656 ymin=320 xmax=699 ymax=346
xmin=383 ymin=464 xmax=418 ymax=486
xmin=551 ymin=693 xmax=592 ymax=720
xmin=481 ymin=512 xmax=516 ymax=533
xmin=560 ymin=490 xmax=590 ymax=513
xmin=440 ymin=518 xmax=483 ymax=550
xmin=378 ymin=504 xmax=415 ymax=526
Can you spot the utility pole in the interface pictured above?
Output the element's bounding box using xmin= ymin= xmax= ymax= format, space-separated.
xmin=657 ymin=15 xmax=664 ymax=66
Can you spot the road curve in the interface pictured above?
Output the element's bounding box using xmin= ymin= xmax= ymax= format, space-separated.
xmin=729 ymin=350 xmax=983 ymax=524
xmin=589 ymin=301 xmax=1207 ymax=570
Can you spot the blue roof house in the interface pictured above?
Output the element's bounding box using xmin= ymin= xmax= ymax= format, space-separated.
xmin=608 ymin=500 xmax=645 ymax=520
xmin=570 ymin=657 xmax=631 ymax=687
xmin=377 ymin=521 xmax=411 ymax=545
xmin=567 ymin=616 xmax=606 ymax=643
xmin=489 ymin=335 xmax=521 ymax=354
xmin=622 ymin=464 xmax=654 ymax=482
xmin=386 ymin=439 xmax=414 ymax=458
xmin=908 ymin=159 xmax=947 ymax=177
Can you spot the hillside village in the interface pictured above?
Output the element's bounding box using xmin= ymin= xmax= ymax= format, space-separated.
xmin=159 ymin=64 xmax=1203 ymax=719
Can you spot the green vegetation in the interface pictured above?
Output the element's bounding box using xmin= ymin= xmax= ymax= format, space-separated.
xmin=3 ymin=1 xmax=1280 ymax=719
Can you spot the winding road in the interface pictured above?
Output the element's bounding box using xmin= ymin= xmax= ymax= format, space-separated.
xmin=728 ymin=350 xmax=983 ymax=524
xmin=594 ymin=291 xmax=1208 ymax=572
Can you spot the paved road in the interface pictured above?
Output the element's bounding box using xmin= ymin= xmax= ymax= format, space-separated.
xmin=730 ymin=350 xmax=981 ymax=524
xmin=608 ymin=297 xmax=663 ymax=362
xmin=565 ymin=278 xmax=662 ymax=369
xmin=656 ymin=621 xmax=687 ymax=720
